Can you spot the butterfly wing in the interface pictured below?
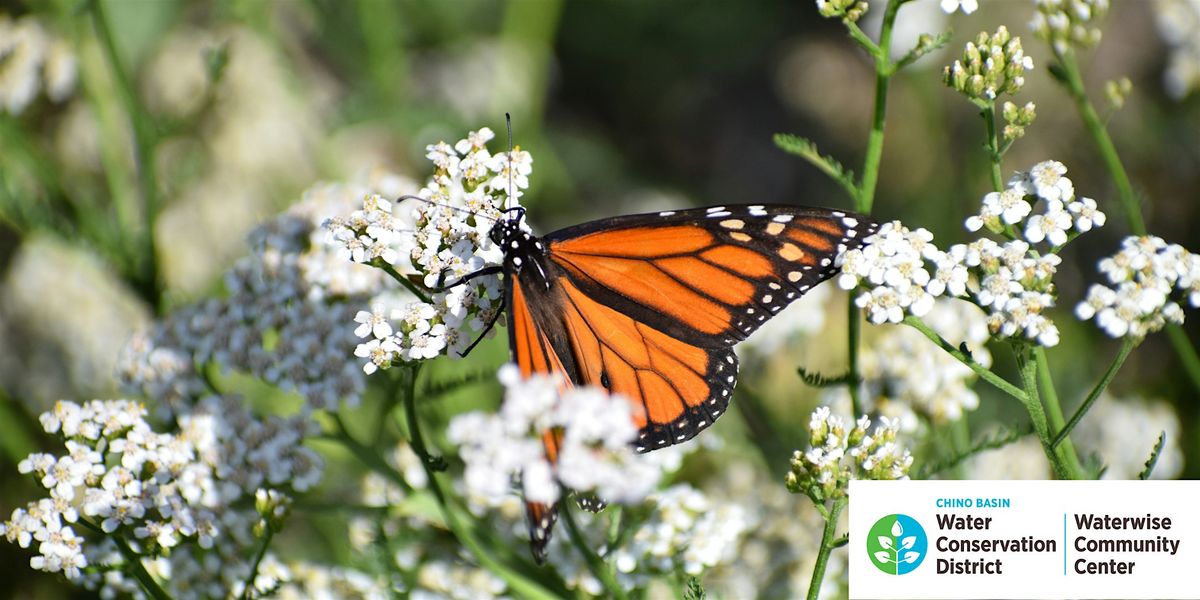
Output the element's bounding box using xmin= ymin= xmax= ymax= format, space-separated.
xmin=504 ymin=204 xmax=875 ymax=561
xmin=545 ymin=205 xmax=875 ymax=347
xmin=544 ymin=205 xmax=875 ymax=450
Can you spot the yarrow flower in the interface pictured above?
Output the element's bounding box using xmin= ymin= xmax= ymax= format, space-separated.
xmin=610 ymin=485 xmax=749 ymax=579
xmin=1032 ymin=0 xmax=1109 ymax=54
xmin=448 ymin=365 xmax=662 ymax=507
xmin=838 ymin=222 xmax=962 ymax=323
xmin=2 ymin=398 xmax=321 ymax=597
xmin=786 ymin=408 xmax=912 ymax=501
xmin=0 ymin=14 xmax=77 ymax=114
xmin=327 ymin=129 xmax=527 ymax=373
xmin=940 ymin=0 xmax=979 ymax=15
xmin=1075 ymin=235 xmax=1200 ymax=338
xmin=943 ymin=26 xmax=1034 ymax=103
xmin=841 ymin=160 xmax=1104 ymax=347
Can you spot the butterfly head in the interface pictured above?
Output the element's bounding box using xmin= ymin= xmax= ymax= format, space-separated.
xmin=489 ymin=206 xmax=545 ymax=274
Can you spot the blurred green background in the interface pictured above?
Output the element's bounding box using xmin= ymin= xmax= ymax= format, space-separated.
xmin=1 ymin=0 xmax=1198 ymax=597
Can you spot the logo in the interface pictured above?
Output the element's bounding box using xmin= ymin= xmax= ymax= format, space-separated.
xmin=867 ymin=514 xmax=928 ymax=575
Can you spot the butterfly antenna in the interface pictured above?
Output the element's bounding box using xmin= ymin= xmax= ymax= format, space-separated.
xmin=505 ymin=112 xmax=515 ymax=213
xmin=395 ymin=194 xmax=499 ymax=223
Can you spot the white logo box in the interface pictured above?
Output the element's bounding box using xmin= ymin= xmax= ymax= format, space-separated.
xmin=849 ymin=480 xmax=1200 ymax=599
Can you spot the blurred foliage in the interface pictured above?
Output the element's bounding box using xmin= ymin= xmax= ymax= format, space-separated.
xmin=1 ymin=0 xmax=1199 ymax=597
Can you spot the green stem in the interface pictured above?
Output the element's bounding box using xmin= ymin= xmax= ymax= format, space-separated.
xmin=1053 ymin=50 xmax=1200 ymax=395
xmin=561 ymin=502 xmax=629 ymax=600
xmin=78 ymin=519 xmax=170 ymax=599
xmin=1034 ymin=348 xmax=1082 ymax=473
xmin=1015 ymin=347 xmax=1080 ymax=479
xmin=902 ymin=316 xmax=1027 ymax=402
xmin=1055 ymin=50 xmax=1144 ymax=235
xmin=106 ymin=528 xmax=172 ymax=600
xmin=982 ymin=102 xmax=1004 ymax=192
xmin=1165 ymin=326 xmax=1200 ymax=392
xmin=806 ymin=497 xmax=847 ymax=600
xmin=90 ymin=0 xmax=162 ymax=308
xmin=856 ymin=0 xmax=903 ymax=213
xmin=240 ymin=527 xmax=274 ymax=600
xmin=847 ymin=302 xmax=863 ymax=417
xmin=380 ymin=263 xmax=432 ymax=304
xmin=1052 ymin=337 xmax=1136 ymax=449
xmin=396 ymin=367 xmax=559 ymax=600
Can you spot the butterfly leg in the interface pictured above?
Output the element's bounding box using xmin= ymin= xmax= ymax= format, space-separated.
xmin=431 ymin=265 xmax=503 ymax=292
xmin=457 ymin=297 xmax=506 ymax=358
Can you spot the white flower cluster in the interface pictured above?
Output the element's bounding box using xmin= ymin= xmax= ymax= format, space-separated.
xmin=838 ymin=222 xmax=962 ymax=324
xmin=118 ymin=174 xmax=414 ymax=415
xmin=609 ymin=484 xmax=749 ymax=581
xmin=327 ymin=128 xmax=528 ymax=373
xmin=1155 ymin=0 xmax=1200 ymax=99
xmin=787 ymin=405 xmax=907 ymax=499
xmin=841 ymin=161 xmax=1105 ymax=347
xmin=850 ymin=299 xmax=993 ymax=428
xmin=1076 ymin=236 xmax=1200 ymax=338
xmin=448 ymin=365 xmax=661 ymax=506
xmin=1032 ymin=0 xmax=1109 ymax=54
xmin=787 ymin=407 xmax=912 ymax=500
xmin=1 ymin=397 xmax=321 ymax=596
xmin=0 ymin=13 xmax=76 ymax=114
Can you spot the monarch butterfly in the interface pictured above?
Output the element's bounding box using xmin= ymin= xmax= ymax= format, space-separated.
xmin=447 ymin=200 xmax=877 ymax=562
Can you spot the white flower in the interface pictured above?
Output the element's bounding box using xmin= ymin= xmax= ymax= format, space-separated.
xmin=1023 ymin=200 xmax=1073 ymax=246
xmin=353 ymin=307 xmax=393 ymax=339
xmin=940 ymin=0 xmax=978 ymax=14
xmin=1067 ymin=196 xmax=1106 ymax=232
xmin=1021 ymin=160 xmax=1075 ymax=203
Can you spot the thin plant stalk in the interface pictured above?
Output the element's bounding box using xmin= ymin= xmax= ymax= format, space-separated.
xmin=1015 ymin=348 xmax=1080 ymax=480
xmin=89 ymin=0 xmax=162 ymax=308
xmin=1051 ymin=49 xmax=1200 ymax=394
xmin=396 ymin=366 xmax=561 ymax=600
xmin=78 ymin=519 xmax=171 ymax=600
xmin=902 ymin=316 xmax=1027 ymax=402
xmin=846 ymin=0 xmax=906 ymax=417
xmin=560 ymin=502 xmax=629 ymax=600
xmin=1052 ymin=337 xmax=1136 ymax=448
xmin=240 ymin=527 xmax=274 ymax=600
xmin=806 ymin=497 xmax=847 ymax=600
xmin=1033 ymin=348 xmax=1081 ymax=469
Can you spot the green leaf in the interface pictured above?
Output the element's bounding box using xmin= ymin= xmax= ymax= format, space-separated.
xmin=1137 ymin=432 xmax=1166 ymax=480
xmin=683 ymin=577 xmax=707 ymax=600
xmin=773 ymin=133 xmax=860 ymax=203
xmin=797 ymin=366 xmax=855 ymax=388
xmin=916 ymin=423 xmax=1033 ymax=479
xmin=895 ymin=30 xmax=953 ymax=72
xmin=420 ymin=371 xmax=492 ymax=399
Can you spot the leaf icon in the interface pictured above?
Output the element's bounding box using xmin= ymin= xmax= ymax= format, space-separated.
xmin=891 ymin=520 xmax=904 ymax=536
xmin=900 ymin=535 xmax=916 ymax=550
xmin=902 ymin=551 xmax=921 ymax=564
xmin=874 ymin=551 xmax=893 ymax=563
xmin=877 ymin=536 xmax=894 ymax=550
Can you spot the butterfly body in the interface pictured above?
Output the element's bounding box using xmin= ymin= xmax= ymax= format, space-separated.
xmin=487 ymin=203 xmax=877 ymax=561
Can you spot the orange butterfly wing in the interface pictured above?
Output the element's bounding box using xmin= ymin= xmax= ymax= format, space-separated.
xmin=502 ymin=204 xmax=875 ymax=562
